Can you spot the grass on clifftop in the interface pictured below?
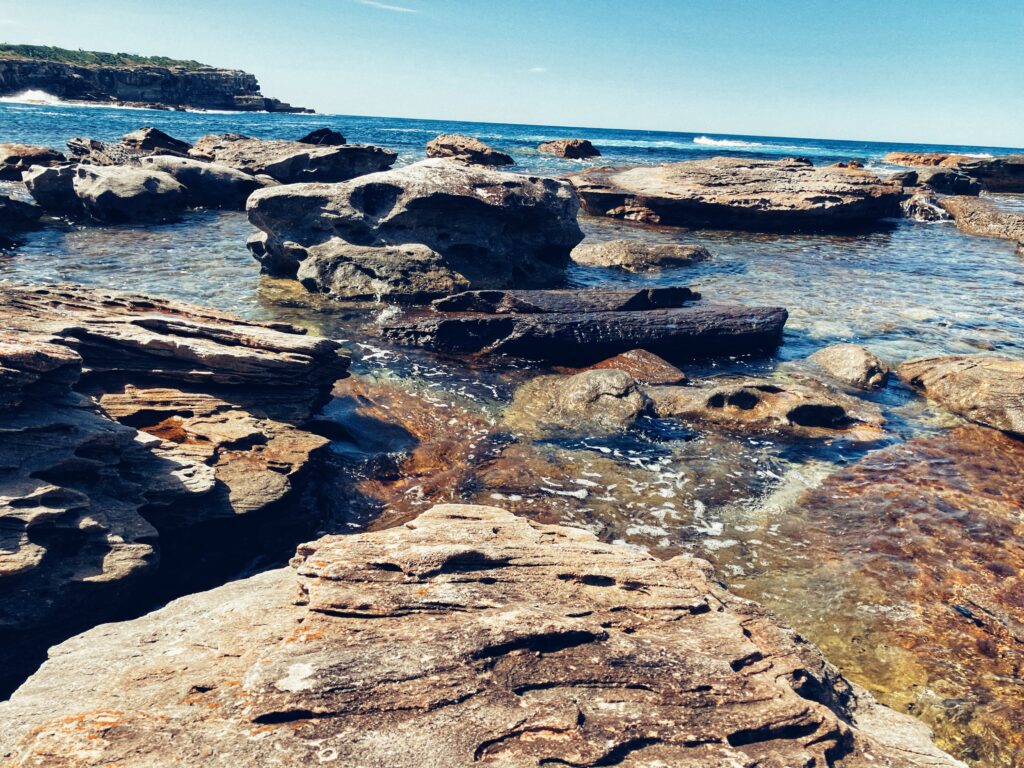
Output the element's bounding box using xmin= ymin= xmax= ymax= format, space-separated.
xmin=0 ymin=44 xmax=211 ymax=70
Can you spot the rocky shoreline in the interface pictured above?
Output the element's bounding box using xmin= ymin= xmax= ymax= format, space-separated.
xmin=1 ymin=121 xmax=1022 ymax=766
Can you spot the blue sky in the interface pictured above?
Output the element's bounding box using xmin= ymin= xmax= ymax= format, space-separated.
xmin=2 ymin=0 xmax=1022 ymax=147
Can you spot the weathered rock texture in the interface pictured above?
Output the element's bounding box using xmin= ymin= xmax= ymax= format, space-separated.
xmin=247 ymin=159 xmax=583 ymax=298
xmin=0 ymin=143 xmax=65 ymax=180
xmin=884 ymin=152 xmax=1024 ymax=192
xmin=381 ymin=287 xmax=787 ymax=362
xmin=571 ymin=239 xmax=711 ymax=271
xmin=70 ymin=164 xmax=187 ymax=222
xmin=937 ymin=196 xmax=1024 ymax=247
xmin=898 ymin=355 xmax=1024 ymax=436
xmin=189 ymin=133 xmax=396 ymax=183
xmin=297 ymin=127 xmax=346 ymax=146
xmin=425 ymin=133 xmax=513 ymax=165
xmin=0 ymin=193 xmax=40 ymax=241
xmin=538 ymin=138 xmax=601 ymax=159
xmin=0 ymin=56 xmax=309 ymax=112
xmin=808 ymin=344 xmax=891 ymax=389
xmin=648 ymin=375 xmax=885 ymax=440
xmin=139 ymin=155 xmax=267 ymax=209
xmin=0 ymin=504 xmax=962 ymax=767
xmin=568 ymin=158 xmax=903 ymax=230
xmin=575 ymin=348 xmax=688 ymax=385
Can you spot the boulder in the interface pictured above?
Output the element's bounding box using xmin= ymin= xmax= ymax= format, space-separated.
xmin=0 ymin=503 xmax=963 ymax=767
xmin=66 ymin=136 xmax=136 ymax=165
xmin=189 ymin=133 xmax=396 ymax=183
xmin=0 ymin=143 xmax=65 ymax=180
xmin=22 ymin=164 xmax=78 ymax=213
xmin=884 ymin=152 xmax=1024 ymax=192
xmin=425 ymin=133 xmax=513 ymax=165
xmin=120 ymin=127 xmax=192 ymax=156
xmin=568 ymin=157 xmax=903 ymax=231
xmin=647 ymin=375 xmax=885 ymax=440
xmin=577 ymin=348 xmax=688 ymax=385
xmin=71 ymin=164 xmax=187 ymax=222
xmin=913 ymin=166 xmax=980 ymax=195
xmin=504 ymin=369 xmax=647 ymax=437
xmin=0 ymin=193 xmax=40 ymax=241
xmin=139 ymin=155 xmax=268 ymax=209
xmin=571 ymin=239 xmax=711 ymax=271
xmin=898 ymin=355 xmax=1024 ymax=436
xmin=808 ymin=344 xmax=891 ymax=389
xmin=538 ymin=138 xmax=601 ymax=159
xmin=380 ymin=287 xmax=788 ymax=362
xmin=297 ymin=127 xmax=346 ymax=146
xmin=247 ymin=159 xmax=583 ymax=294
xmin=938 ymin=196 xmax=1024 ymax=247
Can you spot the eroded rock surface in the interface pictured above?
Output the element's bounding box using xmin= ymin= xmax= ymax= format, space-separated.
xmin=568 ymin=157 xmax=903 ymax=230
xmin=139 ymin=155 xmax=268 ymax=209
xmin=574 ymin=348 xmax=688 ymax=385
xmin=247 ymin=159 xmax=583 ymax=296
xmin=938 ymin=196 xmax=1024 ymax=247
xmin=538 ymin=138 xmax=601 ymax=158
xmin=898 ymin=355 xmax=1024 ymax=436
xmin=571 ymin=238 xmax=711 ymax=271
xmin=425 ymin=133 xmax=513 ymax=165
xmin=0 ymin=504 xmax=962 ymax=767
xmin=808 ymin=344 xmax=891 ymax=389
xmin=70 ymin=164 xmax=187 ymax=222
xmin=884 ymin=152 xmax=1024 ymax=192
xmin=0 ymin=143 xmax=65 ymax=180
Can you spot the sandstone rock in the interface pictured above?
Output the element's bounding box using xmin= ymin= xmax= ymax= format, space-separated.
xmin=139 ymin=155 xmax=267 ymax=209
xmin=120 ymin=127 xmax=192 ymax=156
xmin=297 ymin=127 xmax=346 ymax=146
xmin=580 ymin=348 xmax=687 ymax=384
xmin=0 ymin=504 xmax=962 ymax=767
xmin=808 ymin=344 xmax=891 ymax=389
xmin=568 ymin=157 xmax=903 ymax=230
xmin=504 ymin=369 xmax=647 ymax=437
xmin=0 ymin=333 xmax=81 ymax=408
xmin=538 ymin=138 xmax=601 ymax=159
xmin=189 ymin=133 xmax=396 ymax=183
xmin=938 ymin=196 xmax=1024 ymax=247
xmin=884 ymin=152 xmax=1024 ymax=192
xmin=66 ymin=136 xmax=141 ymax=166
xmin=898 ymin=355 xmax=1024 ymax=436
xmin=648 ymin=375 xmax=885 ymax=440
xmin=913 ymin=167 xmax=980 ymax=195
xmin=884 ymin=152 xmax=965 ymax=167
xmin=0 ymin=193 xmax=40 ymax=241
xmin=382 ymin=287 xmax=787 ymax=362
xmin=0 ymin=143 xmax=65 ymax=180
xmin=425 ymin=133 xmax=513 ymax=165
xmin=22 ymin=164 xmax=78 ymax=213
xmin=71 ymin=164 xmax=187 ymax=222
xmin=571 ymin=238 xmax=711 ymax=271
xmin=247 ymin=159 xmax=583 ymax=293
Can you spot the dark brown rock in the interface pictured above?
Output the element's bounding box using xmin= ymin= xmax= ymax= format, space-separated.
xmin=425 ymin=133 xmax=513 ymax=165
xmin=120 ymin=127 xmax=192 ymax=156
xmin=538 ymin=138 xmax=601 ymax=159
xmin=568 ymin=157 xmax=903 ymax=231
xmin=571 ymin=239 xmax=711 ymax=271
xmin=884 ymin=152 xmax=1024 ymax=192
xmin=0 ymin=193 xmax=40 ymax=241
xmin=579 ymin=348 xmax=688 ymax=385
xmin=297 ymin=128 xmax=345 ymax=146
xmin=0 ymin=143 xmax=65 ymax=180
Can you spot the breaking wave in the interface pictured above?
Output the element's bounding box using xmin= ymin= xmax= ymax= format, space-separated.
xmin=693 ymin=135 xmax=765 ymax=148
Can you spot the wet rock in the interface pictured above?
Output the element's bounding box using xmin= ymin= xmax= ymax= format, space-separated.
xmin=120 ymin=127 xmax=192 ymax=156
xmin=913 ymin=167 xmax=980 ymax=196
xmin=247 ymin=159 xmax=583 ymax=293
xmin=22 ymin=164 xmax=78 ymax=213
xmin=0 ymin=503 xmax=963 ymax=767
xmin=808 ymin=344 xmax=891 ymax=389
xmin=937 ymin=196 xmax=1024 ymax=247
xmin=648 ymin=375 xmax=885 ymax=440
xmin=568 ymin=157 xmax=903 ymax=231
xmin=504 ymin=369 xmax=647 ymax=437
xmin=898 ymin=354 xmax=1024 ymax=436
xmin=578 ymin=348 xmax=688 ymax=385
xmin=297 ymin=127 xmax=345 ymax=146
xmin=900 ymin=191 xmax=950 ymax=222
xmin=884 ymin=152 xmax=1024 ymax=192
xmin=139 ymin=155 xmax=268 ymax=209
xmin=0 ymin=143 xmax=65 ymax=180
xmin=189 ymin=133 xmax=396 ymax=183
xmin=381 ymin=287 xmax=787 ymax=362
xmin=538 ymin=138 xmax=601 ymax=159
xmin=0 ymin=193 xmax=40 ymax=241
xmin=571 ymin=238 xmax=711 ymax=271
xmin=425 ymin=133 xmax=513 ymax=165
xmin=70 ymin=164 xmax=187 ymax=222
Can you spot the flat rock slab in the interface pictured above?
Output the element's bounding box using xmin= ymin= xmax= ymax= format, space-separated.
xmin=884 ymin=152 xmax=1024 ymax=192
xmin=0 ymin=504 xmax=962 ymax=767
xmin=382 ymin=288 xmax=786 ymax=362
xmin=568 ymin=157 xmax=903 ymax=231
xmin=938 ymin=196 xmax=1024 ymax=247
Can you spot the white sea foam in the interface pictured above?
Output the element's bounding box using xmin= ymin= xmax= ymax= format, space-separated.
xmin=0 ymin=89 xmax=63 ymax=105
xmin=693 ymin=135 xmax=765 ymax=148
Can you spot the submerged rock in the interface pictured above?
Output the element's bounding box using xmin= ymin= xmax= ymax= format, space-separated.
xmin=0 ymin=143 xmax=65 ymax=180
xmin=571 ymin=238 xmax=711 ymax=271
xmin=647 ymin=375 xmax=885 ymax=440
xmin=189 ymin=133 xmax=396 ymax=183
xmin=898 ymin=354 xmax=1024 ymax=436
xmin=578 ymin=348 xmax=688 ymax=385
xmin=381 ymin=287 xmax=787 ymax=362
xmin=937 ymin=195 xmax=1024 ymax=247
xmin=538 ymin=138 xmax=601 ymax=159
xmin=139 ymin=155 xmax=268 ymax=209
xmin=808 ymin=344 xmax=891 ymax=389
xmin=504 ymin=369 xmax=647 ymax=437
xmin=425 ymin=133 xmax=513 ymax=165
xmin=0 ymin=503 xmax=962 ymax=767
xmin=568 ymin=157 xmax=903 ymax=230
xmin=247 ymin=159 xmax=583 ymax=296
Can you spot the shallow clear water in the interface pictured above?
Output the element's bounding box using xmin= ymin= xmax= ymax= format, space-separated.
xmin=2 ymin=103 xmax=1024 ymax=766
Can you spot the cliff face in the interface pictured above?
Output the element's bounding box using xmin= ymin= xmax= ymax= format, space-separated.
xmin=0 ymin=58 xmax=310 ymax=112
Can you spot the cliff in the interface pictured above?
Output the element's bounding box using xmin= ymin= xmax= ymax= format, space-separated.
xmin=0 ymin=45 xmax=311 ymax=113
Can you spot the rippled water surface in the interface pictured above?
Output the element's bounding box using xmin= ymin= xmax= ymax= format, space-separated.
xmin=2 ymin=104 xmax=1024 ymax=766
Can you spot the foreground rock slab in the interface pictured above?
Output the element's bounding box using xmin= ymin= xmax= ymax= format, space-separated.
xmin=568 ymin=157 xmax=903 ymax=230
xmin=898 ymin=354 xmax=1024 ymax=436
xmin=381 ymin=287 xmax=787 ymax=362
xmin=0 ymin=504 xmax=962 ymax=767
xmin=247 ymin=159 xmax=583 ymax=297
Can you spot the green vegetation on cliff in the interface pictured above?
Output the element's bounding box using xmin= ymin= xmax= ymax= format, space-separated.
xmin=0 ymin=44 xmax=210 ymax=70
